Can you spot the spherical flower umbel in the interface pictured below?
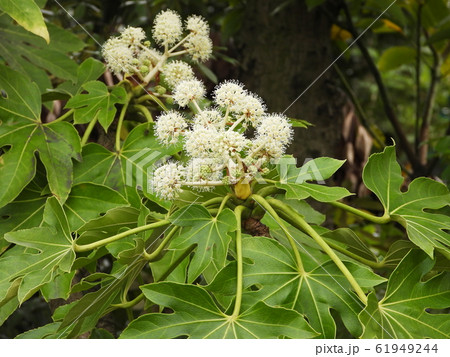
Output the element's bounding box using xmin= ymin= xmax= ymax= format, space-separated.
xmin=252 ymin=114 xmax=293 ymax=158
xmin=185 ymin=34 xmax=213 ymax=62
xmin=185 ymin=15 xmax=209 ymax=36
xmin=173 ymin=79 xmax=206 ymax=107
xmin=102 ymin=37 xmax=135 ymax=75
xmin=256 ymin=114 xmax=293 ymax=145
xmin=193 ymin=109 xmax=223 ymax=129
xmin=184 ymin=126 xmax=221 ymax=159
xmin=120 ymin=26 xmax=146 ymax=47
xmin=213 ymin=80 xmax=247 ymax=108
xmin=155 ymin=111 xmax=187 ymax=145
xmin=233 ymin=93 xmax=266 ymax=125
xmin=220 ymin=130 xmax=250 ymax=159
xmin=162 ymin=61 xmax=195 ymax=89
xmin=151 ymin=163 xmax=185 ymax=200
xmin=152 ymin=9 xmax=183 ymax=46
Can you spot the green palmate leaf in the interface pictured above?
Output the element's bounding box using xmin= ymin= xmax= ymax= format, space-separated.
xmin=0 ymin=17 xmax=84 ymax=92
xmin=65 ymin=81 xmax=127 ymax=131
xmin=0 ymin=0 xmax=49 ymax=43
xmin=150 ymin=246 xmax=191 ymax=283
xmin=120 ymin=282 xmax=317 ymax=339
xmin=0 ymin=197 xmax=75 ymax=323
xmin=57 ymin=258 xmax=147 ymax=338
xmin=322 ymin=228 xmax=378 ymax=264
xmin=363 ymin=145 xmax=450 ymax=256
xmin=169 ymin=205 xmax=237 ymax=283
xmin=0 ymin=120 xmax=81 ymax=208
xmin=73 ymin=123 xmax=180 ymax=208
xmin=15 ymin=322 xmax=62 ymax=339
xmin=359 ymin=250 xmax=450 ymax=338
xmin=0 ymin=175 xmax=47 ymax=244
xmin=0 ymin=66 xmax=81 ymax=208
xmin=275 ymin=157 xmax=352 ymax=202
xmin=208 ymin=237 xmax=385 ymax=338
xmin=77 ymin=207 xmax=140 ymax=237
xmin=43 ymin=58 xmax=106 ymax=101
xmin=64 ymin=183 xmax=129 ymax=231
xmin=40 ymin=271 xmax=76 ymax=301
xmin=0 ymin=64 xmax=41 ymax=122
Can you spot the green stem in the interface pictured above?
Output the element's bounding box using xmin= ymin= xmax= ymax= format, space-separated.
xmin=80 ymin=113 xmax=99 ymax=146
xmin=168 ymin=33 xmax=191 ymax=54
xmin=328 ymin=201 xmax=390 ymax=224
xmin=268 ymin=198 xmax=368 ymax=305
xmin=73 ymin=220 xmax=169 ymax=252
xmin=111 ymin=293 xmax=144 ymax=309
xmin=216 ymin=194 xmax=232 ymax=217
xmin=115 ymin=92 xmax=133 ymax=152
xmin=169 ymin=49 xmax=189 ymax=57
xmin=143 ymin=225 xmax=179 ymax=261
xmin=231 ymin=205 xmax=246 ymax=318
xmin=250 ymin=194 xmax=305 ymax=275
xmin=202 ymin=197 xmax=224 ymax=207
xmin=134 ymin=93 xmax=168 ymax=111
xmin=255 ymin=185 xmax=282 ymax=198
xmin=273 ymin=204 xmax=385 ymax=269
xmin=133 ymin=104 xmax=154 ymax=123
xmin=143 ymin=53 xmax=168 ymax=84
xmin=191 ymin=99 xmax=202 ymax=114
xmin=47 ymin=109 xmax=74 ymax=124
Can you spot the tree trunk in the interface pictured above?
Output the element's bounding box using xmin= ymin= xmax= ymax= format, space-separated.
xmin=233 ymin=0 xmax=345 ymax=162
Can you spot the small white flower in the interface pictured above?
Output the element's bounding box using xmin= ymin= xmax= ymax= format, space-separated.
xmin=153 ymin=9 xmax=183 ymax=46
xmin=185 ymin=34 xmax=212 ymax=62
xmin=185 ymin=15 xmax=209 ymax=36
xmin=162 ymin=60 xmax=195 ymax=88
xmin=193 ymin=109 xmax=223 ymax=129
xmin=102 ymin=37 xmax=134 ymax=75
xmin=173 ymin=79 xmax=206 ymax=107
xmin=213 ymin=81 xmax=247 ymax=108
xmin=151 ymin=163 xmax=185 ymax=199
xmin=232 ymin=93 xmax=266 ymax=126
xmin=155 ymin=111 xmax=187 ymax=145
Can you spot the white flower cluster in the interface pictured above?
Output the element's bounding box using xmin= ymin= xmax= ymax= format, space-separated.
xmin=102 ymin=26 xmax=157 ymax=76
xmin=102 ymin=10 xmax=212 ymax=81
xmin=152 ymin=80 xmax=293 ymax=200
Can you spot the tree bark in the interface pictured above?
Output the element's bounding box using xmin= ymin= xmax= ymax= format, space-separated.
xmin=232 ymin=0 xmax=345 ymax=161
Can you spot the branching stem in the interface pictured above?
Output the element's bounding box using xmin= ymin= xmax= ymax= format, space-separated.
xmin=231 ymin=205 xmax=246 ymax=318
xmin=143 ymin=225 xmax=179 ymax=261
xmin=73 ymin=220 xmax=170 ymax=252
xmin=133 ymin=104 xmax=154 ymax=123
xmin=47 ymin=109 xmax=74 ymax=124
xmin=115 ymin=91 xmax=133 ymax=152
xmin=267 ymin=198 xmax=368 ymax=305
xmin=250 ymin=194 xmax=305 ymax=275
xmin=80 ymin=112 xmax=99 ymax=146
xmin=328 ymin=201 xmax=390 ymax=224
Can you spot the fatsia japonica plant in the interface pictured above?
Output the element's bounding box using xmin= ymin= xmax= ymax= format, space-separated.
xmin=0 ymin=5 xmax=449 ymax=339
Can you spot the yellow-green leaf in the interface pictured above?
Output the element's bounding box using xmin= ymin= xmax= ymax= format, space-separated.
xmin=0 ymin=0 xmax=49 ymax=43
